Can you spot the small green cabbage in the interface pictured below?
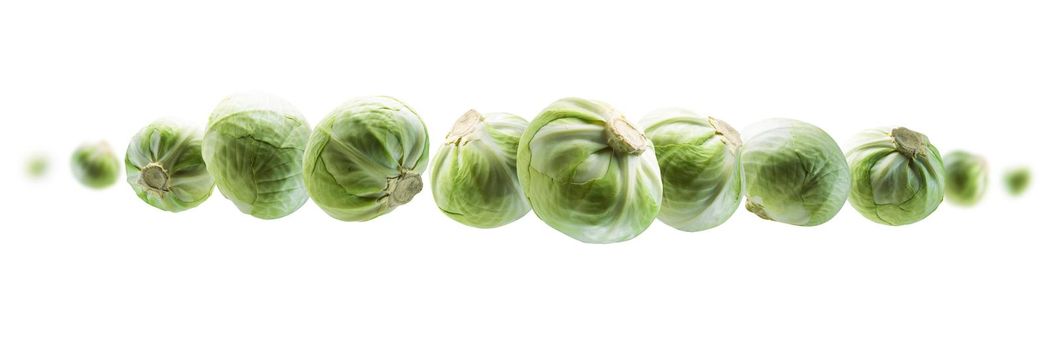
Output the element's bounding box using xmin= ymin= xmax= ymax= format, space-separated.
xmin=1003 ymin=167 xmax=1031 ymax=196
xmin=303 ymin=96 xmax=430 ymax=221
xmin=943 ymin=150 xmax=988 ymax=206
xmin=641 ymin=109 xmax=743 ymax=232
xmin=26 ymin=153 xmax=48 ymax=179
xmin=431 ymin=110 xmax=530 ymax=228
xmin=203 ymin=93 xmax=311 ymax=219
xmin=741 ymin=118 xmax=850 ymax=226
xmin=126 ymin=121 xmax=215 ymax=212
xmin=71 ymin=141 xmax=121 ymax=189
xmin=846 ymin=127 xmax=944 ymax=225
xmin=517 ymin=97 xmax=662 ymax=243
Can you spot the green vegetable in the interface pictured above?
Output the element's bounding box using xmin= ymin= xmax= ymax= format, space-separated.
xmin=303 ymin=96 xmax=430 ymax=221
xmin=26 ymin=154 xmax=48 ymax=179
xmin=641 ymin=109 xmax=743 ymax=232
xmin=431 ymin=109 xmax=529 ymax=228
xmin=517 ymin=97 xmax=662 ymax=243
xmin=202 ymin=93 xmax=311 ymax=219
xmin=71 ymin=141 xmax=121 ymax=189
xmin=125 ymin=120 xmax=215 ymax=212
xmin=1003 ymin=167 xmax=1031 ymax=196
xmin=846 ymin=127 xmax=944 ymax=225
xmin=741 ymin=118 xmax=850 ymax=226
xmin=943 ymin=151 xmax=988 ymax=206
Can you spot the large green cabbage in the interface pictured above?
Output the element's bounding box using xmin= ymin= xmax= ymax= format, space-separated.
xmin=741 ymin=118 xmax=850 ymax=226
xmin=202 ymin=93 xmax=310 ymax=219
xmin=431 ymin=110 xmax=529 ymax=228
xmin=641 ymin=109 xmax=743 ymax=232
xmin=846 ymin=127 xmax=944 ymax=225
xmin=517 ymin=97 xmax=662 ymax=243
xmin=303 ymin=96 xmax=430 ymax=221
xmin=126 ymin=120 xmax=215 ymax=212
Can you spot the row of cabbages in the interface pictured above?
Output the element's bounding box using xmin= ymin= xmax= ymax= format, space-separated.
xmin=70 ymin=94 xmax=1000 ymax=243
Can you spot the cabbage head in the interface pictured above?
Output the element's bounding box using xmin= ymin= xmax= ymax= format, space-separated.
xmin=202 ymin=93 xmax=310 ymax=219
xmin=431 ymin=110 xmax=529 ymax=228
xmin=517 ymin=97 xmax=662 ymax=243
xmin=846 ymin=127 xmax=944 ymax=225
xmin=303 ymin=96 xmax=430 ymax=221
xmin=943 ymin=150 xmax=988 ymax=206
xmin=641 ymin=109 xmax=743 ymax=232
xmin=71 ymin=141 xmax=121 ymax=189
xmin=126 ymin=120 xmax=215 ymax=212
xmin=1003 ymin=167 xmax=1031 ymax=197
xmin=741 ymin=118 xmax=850 ymax=226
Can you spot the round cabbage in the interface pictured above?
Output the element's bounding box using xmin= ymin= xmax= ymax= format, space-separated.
xmin=71 ymin=141 xmax=121 ymax=189
xmin=431 ymin=110 xmax=530 ymax=228
xmin=846 ymin=127 xmax=944 ymax=225
xmin=943 ymin=150 xmax=988 ymax=206
xmin=641 ymin=109 xmax=743 ymax=232
xmin=26 ymin=153 xmax=48 ymax=179
xmin=202 ymin=93 xmax=310 ymax=219
xmin=517 ymin=97 xmax=662 ymax=243
xmin=126 ymin=120 xmax=215 ymax=212
xmin=303 ymin=96 xmax=430 ymax=221
xmin=1003 ymin=167 xmax=1031 ymax=197
xmin=741 ymin=118 xmax=850 ymax=226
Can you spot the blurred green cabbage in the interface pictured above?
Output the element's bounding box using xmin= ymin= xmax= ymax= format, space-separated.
xmin=943 ymin=151 xmax=988 ymax=206
xmin=1003 ymin=167 xmax=1031 ymax=196
xmin=71 ymin=141 xmax=121 ymax=189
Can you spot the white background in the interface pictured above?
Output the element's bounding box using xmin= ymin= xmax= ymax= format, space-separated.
xmin=1 ymin=0 xmax=1058 ymax=349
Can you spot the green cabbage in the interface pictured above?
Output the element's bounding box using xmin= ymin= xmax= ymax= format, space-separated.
xmin=303 ymin=96 xmax=430 ymax=221
xmin=517 ymin=97 xmax=662 ymax=243
xmin=943 ymin=150 xmax=988 ymax=206
xmin=846 ymin=127 xmax=944 ymax=225
xmin=71 ymin=141 xmax=121 ymax=189
xmin=202 ymin=93 xmax=310 ymax=219
xmin=126 ymin=121 xmax=215 ymax=212
xmin=641 ymin=109 xmax=743 ymax=232
xmin=431 ymin=110 xmax=529 ymax=228
xmin=1003 ymin=167 xmax=1031 ymax=196
xmin=741 ymin=118 xmax=850 ymax=226
xmin=26 ymin=154 xmax=48 ymax=179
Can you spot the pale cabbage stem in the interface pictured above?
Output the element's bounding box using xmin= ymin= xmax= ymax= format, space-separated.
xmin=384 ymin=172 xmax=423 ymax=207
xmin=891 ymin=127 xmax=928 ymax=158
xmin=605 ymin=116 xmax=648 ymax=155
xmin=446 ymin=109 xmax=484 ymax=145
xmin=140 ymin=162 xmax=171 ymax=194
